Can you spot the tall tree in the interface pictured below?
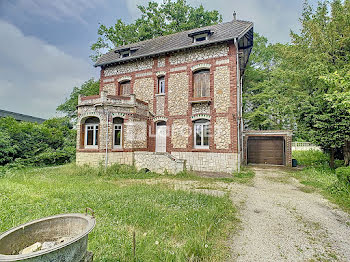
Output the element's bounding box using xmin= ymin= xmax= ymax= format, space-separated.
xmin=90 ymin=0 xmax=222 ymax=61
xmin=243 ymin=33 xmax=296 ymax=131
xmin=281 ymin=0 xmax=350 ymax=167
xmin=57 ymin=79 xmax=100 ymax=119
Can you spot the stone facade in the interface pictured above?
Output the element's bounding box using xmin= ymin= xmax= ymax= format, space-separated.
xmin=171 ymin=119 xmax=189 ymax=149
xmin=214 ymin=66 xmax=230 ymax=113
xmin=134 ymin=152 xmax=185 ymax=174
xmin=169 ymin=44 xmax=229 ymax=65
xmin=76 ymin=41 xmax=245 ymax=173
xmin=214 ymin=117 xmax=231 ymax=150
xmin=76 ymin=152 xmax=133 ymax=166
xmin=104 ymin=59 xmax=153 ymax=76
xmin=168 ymin=72 xmax=188 ymax=116
xmin=102 ymin=83 xmax=116 ymax=95
xmin=171 ymin=152 xmax=238 ymax=173
xmin=133 ymin=77 xmax=154 ymax=114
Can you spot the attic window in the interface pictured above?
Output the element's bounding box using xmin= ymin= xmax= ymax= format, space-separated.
xmin=194 ymin=34 xmax=208 ymax=42
xmin=120 ymin=51 xmax=130 ymax=58
xmin=188 ymin=30 xmax=212 ymax=43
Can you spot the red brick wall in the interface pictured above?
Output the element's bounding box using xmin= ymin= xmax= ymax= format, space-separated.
xmin=99 ymin=42 xmax=239 ymax=154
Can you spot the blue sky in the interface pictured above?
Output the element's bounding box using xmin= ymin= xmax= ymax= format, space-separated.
xmin=0 ymin=0 xmax=318 ymax=119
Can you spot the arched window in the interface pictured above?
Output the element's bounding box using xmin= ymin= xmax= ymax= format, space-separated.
xmin=193 ymin=69 xmax=210 ymax=98
xmin=113 ymin=118 xmax=124 ymax=148
xmin=83 ymin=117 xmax=99 ymax=148
xmin=193 ymin=119 xmax=209 ymax=149
xmin=119 ymin=81 xmax=131 ymax=96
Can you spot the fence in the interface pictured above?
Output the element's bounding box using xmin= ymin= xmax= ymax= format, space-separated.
xmin=292 ymin=142 xmax=321 ymax=151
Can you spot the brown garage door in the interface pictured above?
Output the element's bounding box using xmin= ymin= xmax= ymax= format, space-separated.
xmin=247 ymin=136 xmax=284 ymax=165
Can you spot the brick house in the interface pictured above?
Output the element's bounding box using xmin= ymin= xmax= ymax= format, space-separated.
xmin=76 ymin=19 xmax=254 ymax=173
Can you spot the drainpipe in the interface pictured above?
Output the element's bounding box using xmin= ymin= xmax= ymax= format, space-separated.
xmin=234 ymin=38 xmax=241 ymax=172
xmin=105 ymin=108 xmax=109 ymax=170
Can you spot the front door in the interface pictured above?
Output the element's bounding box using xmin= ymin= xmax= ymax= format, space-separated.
xmin=156 ymin=123 xmax=166 ymax=152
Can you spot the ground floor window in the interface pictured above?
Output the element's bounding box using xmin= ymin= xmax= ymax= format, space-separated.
xmin=85 ymin=124 xmax=99 ymax=148
xmin=194 ymin=120 xmax=209 ymax=149
xmin=113 ymin=118 xmax=123 ymax=148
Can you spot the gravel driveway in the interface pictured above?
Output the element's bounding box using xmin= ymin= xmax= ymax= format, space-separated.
xmin=229 ymin=167 xmax=350 ymax=262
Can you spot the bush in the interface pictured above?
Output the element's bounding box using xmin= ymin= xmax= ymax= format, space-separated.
xmin=336 ymin=166 xmax=350 ymax=187
xmin=292 ymin=150 xmax=329 ymax=167
xmin=0 ymin=117 xmax=76 ymax=168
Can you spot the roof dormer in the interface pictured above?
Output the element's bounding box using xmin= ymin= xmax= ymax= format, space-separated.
xmin=115 ymin=46 xmax=140 ymax=58
xmin=188 ymin=30 xmax=213 ymax=43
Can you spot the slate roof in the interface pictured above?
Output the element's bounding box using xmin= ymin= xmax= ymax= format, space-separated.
xmin=95 ymin=20 xmax=253 ymax=67
xmin=0 ymin=109 xmax=46 ymax=124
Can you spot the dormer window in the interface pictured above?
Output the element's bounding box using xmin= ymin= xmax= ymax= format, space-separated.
xmin=120 ymin=51 xmax=130 ymax=58
xmin=194 ymin=34 xmax=208 ymax=42
xmin=188 ymin=30 xmax=212 ymax=43
xmin=115 ymin=46 xmax=140 ymax=59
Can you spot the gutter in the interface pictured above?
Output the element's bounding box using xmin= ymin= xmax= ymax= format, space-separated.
xmin=234 ymin=37 xmax=241 ymax=173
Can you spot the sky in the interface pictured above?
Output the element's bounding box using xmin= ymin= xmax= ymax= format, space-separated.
xmin=0 ymin=0 xmax=318 ymax=119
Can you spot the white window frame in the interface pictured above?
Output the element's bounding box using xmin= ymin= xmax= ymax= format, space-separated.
xmin=113 ymin=124 xmax=123 ymax=149
xmin=194 ymin=121 xmax=209 ymax=149
xmin=85 ymin=124 xmax=99 ymax=149
xmin=193 ymin=33 xmax=208 ymax=43
xmin=158 ymin=77 xmax=165 ymax=94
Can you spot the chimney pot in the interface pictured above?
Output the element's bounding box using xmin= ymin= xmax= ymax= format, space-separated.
xmin=233 ymin=11 xmax=237 ymax=21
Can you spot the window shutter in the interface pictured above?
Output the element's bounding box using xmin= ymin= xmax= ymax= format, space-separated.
xmin=80 ymin=124 xmax=85 ymax=149
xmin=121 ymin=82 xmax=131 ymax=95
xmin=194 ymin=73 xmax=201 ymax=98
xmin=203 ymin=71 xmax=210 ymax=97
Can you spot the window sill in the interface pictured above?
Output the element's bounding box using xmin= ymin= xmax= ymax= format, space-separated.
xmin=112 ymin=148 xmax=123 ymax=151
xmin=192 ymin=148 xmax=210 ymax=152
xmin=155 ymin=93 xmax=165 ymax=97
xmin=189 ymin=98 xmax=211 ymax=104
xmin=78 ymin=148 xmax=99 ymax=152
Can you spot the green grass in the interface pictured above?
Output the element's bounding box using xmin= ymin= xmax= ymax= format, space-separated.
xmin=231 ymin=167 xmax=255 ymax=185
xmin=292 ymin=150 xmax=329 ymax=167
xmin=0 ymin=164 xmax=237 ymax=261
xmin=291 ymin=167 xmax=350 ymax=213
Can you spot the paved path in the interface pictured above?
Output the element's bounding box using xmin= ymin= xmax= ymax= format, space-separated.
xmin=229 ymin=167 xmax=350 ymax=262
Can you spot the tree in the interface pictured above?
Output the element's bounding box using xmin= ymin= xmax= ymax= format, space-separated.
xmin=243 ymin=33 xmax=296 ymax=131
xmin=90 ymin=0 xmax=222 ymax=61
xmin=280 ymin=0 xmax=350 ymax=167
xmin=57 ymin=79 xmax=100 ymax=119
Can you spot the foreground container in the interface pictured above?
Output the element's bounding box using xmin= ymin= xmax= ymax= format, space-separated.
xmin=0 ymin=212 xmax=95 ymax=262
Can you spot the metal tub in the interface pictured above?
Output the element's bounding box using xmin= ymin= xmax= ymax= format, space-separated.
xmin=0 ymin=213 xmax=95 ymax=262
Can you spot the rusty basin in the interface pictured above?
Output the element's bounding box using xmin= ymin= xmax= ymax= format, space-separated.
xmin=0 ymin=213 xmax=95 ymax=262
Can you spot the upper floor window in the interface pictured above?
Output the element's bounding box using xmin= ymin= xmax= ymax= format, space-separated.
xmin=120 ymin=81 xmax=131 ymax=96
xmin=84 ymin=117 xmax=99 ymax=149
xmin=188 ymin=30 xmax=212 ymax=43
xmin=194 ymin=119 xmax=209 ymax=149
xmin=113 ymin=118 xmax=123 ymax=149
xmin=193 ymin=69 xmax=210 ymax=98
xmin=158 ymin=76 xmax=165 ymax=94
xmin=194 ymin=34 xmax=208 ymax=42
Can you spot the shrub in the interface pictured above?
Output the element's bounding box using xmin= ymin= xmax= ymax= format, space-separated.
xmin=292 ymin=150 xmax=329 ymax=167
xmin=336 ymin=166 xmax=350 ymax=187
xmin=0 ymin=117 xmax=76 ymax=168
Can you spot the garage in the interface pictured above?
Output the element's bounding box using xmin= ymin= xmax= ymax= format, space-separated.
xmin=243 ymin=130 xmax=292 ymax=167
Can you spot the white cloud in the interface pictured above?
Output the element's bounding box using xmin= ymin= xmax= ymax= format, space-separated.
xmin=8 ymin=0 xmax=106 ymax=24
xmin=124 ymin=0 xmax=312 ymax=43
xmin=0 ymin=20 xmax=97 ymax=119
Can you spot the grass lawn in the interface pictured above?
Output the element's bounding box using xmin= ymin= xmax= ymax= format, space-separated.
xmin=291 ymin=150 xmax=350 ymax=213
xmin=0 ymin=164 xmax=238 ymax=261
